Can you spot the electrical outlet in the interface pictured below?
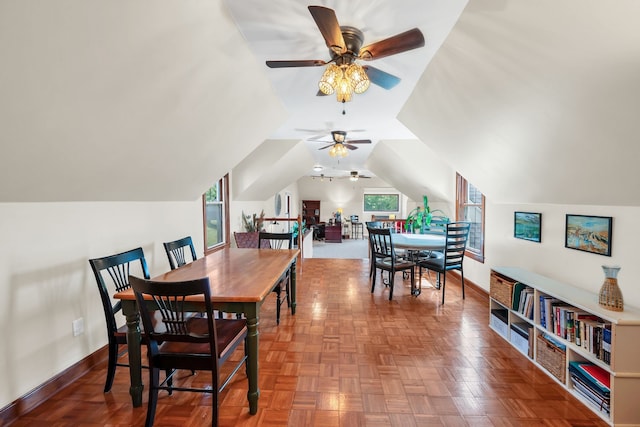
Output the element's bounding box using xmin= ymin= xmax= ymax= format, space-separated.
xmin=72 ymin=318 xmax=84 ymax=337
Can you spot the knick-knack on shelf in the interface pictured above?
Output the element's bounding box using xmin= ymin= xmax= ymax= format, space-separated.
xmin=599 ymin=265 xmax=624 ymax=311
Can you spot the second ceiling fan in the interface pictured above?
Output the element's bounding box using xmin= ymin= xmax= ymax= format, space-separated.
xmin=266 ymin=5 xmax=425 ymax=101
xmin=317 ymin=130 xmax=371 ymax=157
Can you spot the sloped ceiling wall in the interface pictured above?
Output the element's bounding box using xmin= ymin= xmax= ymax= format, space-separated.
xmin=0 ymin=1 xmax=287 ymax=202
xmin=366 ymin=139 xmax=455 ymax=203
xmin=400 ymin=0 xmax=640 ymax=206
xmin=3 ymin=0 xmax=640 ymax=205
xmin=232 ymin=139 xmax=314 ymax=201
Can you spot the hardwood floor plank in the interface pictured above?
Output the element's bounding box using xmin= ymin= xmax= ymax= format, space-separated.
xmin=5 ymin=259 xmax=611 ymax=426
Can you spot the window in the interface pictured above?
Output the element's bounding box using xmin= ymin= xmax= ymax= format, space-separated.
xmin=456 ymin=173 xmax=485 ymax=263
xmin=203 ymin=174 xmax=229 ymax=252
xmin=363 ymin=193 xmax=400 ymax=212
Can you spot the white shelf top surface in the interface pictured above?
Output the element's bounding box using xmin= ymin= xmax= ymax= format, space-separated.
xmin=492 ymin=266 xmax=640 ymax=325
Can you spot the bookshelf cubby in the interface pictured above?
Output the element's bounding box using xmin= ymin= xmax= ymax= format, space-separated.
xmin=489 ymin=267 xmax=640 ymax=426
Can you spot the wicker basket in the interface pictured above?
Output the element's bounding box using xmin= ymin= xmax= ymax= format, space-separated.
xmin=536 ymin=334 xmax=566 ymax=383
xmin=490 ymin=271 xmax=516 ymax=307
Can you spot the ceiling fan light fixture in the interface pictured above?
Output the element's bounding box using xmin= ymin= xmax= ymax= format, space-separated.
xmin=329 ymin=143 xmax=348 ymax=157
xmin=335 ymin=74 xmax=353 ymax=102
xmin=346 ymin=63 xmax=370 ymax=94
xmin=318 ymin=64 xmax=340 ymax=95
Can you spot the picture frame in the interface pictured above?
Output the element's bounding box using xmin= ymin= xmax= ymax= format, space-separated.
xmin=565 ymin=214 xmax=612 ymax=256
xmin=514 ymin=211 xmax=542 ymax=242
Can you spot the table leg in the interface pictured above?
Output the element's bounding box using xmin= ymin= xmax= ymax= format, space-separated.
xmin=290 ymin=260 xmax=297 ymax=315
xmin=244 ymin=306 xmax=260 ymax=415
xmin=122 ymin=301 xmax=143 ymax=407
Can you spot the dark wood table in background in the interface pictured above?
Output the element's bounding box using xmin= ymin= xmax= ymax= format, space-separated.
xmin=114 ymin=247 xmax=299 ymax=415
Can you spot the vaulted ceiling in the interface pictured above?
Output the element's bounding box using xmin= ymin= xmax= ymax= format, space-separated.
xmin=1 ymin=1 xmax=639 ymax=206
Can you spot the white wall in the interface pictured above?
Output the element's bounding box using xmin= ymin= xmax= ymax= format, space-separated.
xmin=0 ymin=201 xmax=202 ymax=409
xmin=229 ymin=180 xmax=301 ymax=244
xmin=464 ymin=202 xmax=640 ymax=309
xmin=297 ymin=176 xmax=401 ymax=224
xmin=3 ymin=186 xmax=638 ymax=410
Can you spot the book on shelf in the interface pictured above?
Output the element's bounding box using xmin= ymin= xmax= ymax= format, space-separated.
xmin=570 ymin=374 xmax=610 ymax=414
xmin=602 ymin=326 xmax=612 ymax=364
xmin=569 ymin=361 xmax=610 ymax=394
xmin=574 ymin=315 xmax=610 ymax=364
xmin=512 ymin=282 xmax=527 ymax=311
xmin=540 ymin=296 xmax=560 ymax=333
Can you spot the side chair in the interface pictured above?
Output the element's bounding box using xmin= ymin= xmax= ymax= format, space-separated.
xmin=365 ymin=222 xmax=384 ymax=278
xmin=130 ymin=275 xmax=248 ymax=427
xmin=88 ymin=247 xmax=150 ymax=392
xmin=163 ymin=235 xmax=197 ymax=270
xmin=258 ymin=231 xmax=293 ymax=325
xmin=417 ymin=222 xmax=471 ymax=304
xmin=369 ymin=227 xmax=416 ymax=300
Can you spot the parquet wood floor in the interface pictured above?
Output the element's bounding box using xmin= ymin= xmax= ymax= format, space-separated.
xmin=9 ymin=259 xmax=610 ymax=426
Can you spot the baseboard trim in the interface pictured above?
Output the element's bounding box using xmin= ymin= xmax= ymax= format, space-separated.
xmin=0 ymin=346 xmax=108 ymax=425
xmin=447 ymin=270 xmax=488 ymax=298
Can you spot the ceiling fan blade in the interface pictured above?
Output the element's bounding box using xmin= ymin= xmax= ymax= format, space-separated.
xmin=359 ymin=28 xmax=425 ymax=60
xmin=318 ymin=144 xmax=334 ymax=150
xmin=308 ymin=6 xmax=346 ymax=55
xmin=363 ymin=65 xmax=401 ymax=90
xmin=266 ymin=59 xmax=327 ymax=68
xmin=344 ymin=144 xmax=359 ymax=150
xmin=346 ymin=139 xmax=372 ymax=144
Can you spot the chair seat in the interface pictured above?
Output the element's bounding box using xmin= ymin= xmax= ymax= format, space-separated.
xmin=379 ymin=257 xmax=415 ymax=270
xmin=418 ymin=254 xmax=446 ymax=269
xmin=155 ymin=318 xmax=247 ymax=370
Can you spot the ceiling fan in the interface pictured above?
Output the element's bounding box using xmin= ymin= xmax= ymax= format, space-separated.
xmin=345 ymin=171 xmax=372 ymax=181
xmin=265 ymin=5 xmax=425 ymax=98
xmin=316 ymin=130 xmax=371 ymax=157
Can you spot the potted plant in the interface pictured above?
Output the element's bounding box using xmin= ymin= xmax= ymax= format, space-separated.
xmin=405 ymin=196 xmax=449 ymax=233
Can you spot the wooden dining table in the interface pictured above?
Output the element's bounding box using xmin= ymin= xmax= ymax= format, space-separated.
xmin=113 ymin=247 xmax=299 ymax=415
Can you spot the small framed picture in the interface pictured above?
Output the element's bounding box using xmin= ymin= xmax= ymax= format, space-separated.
xmin=565 ymin=214 xmax=612 ymax=256
xmin=514 ymin=212 xmax=542 ymax=242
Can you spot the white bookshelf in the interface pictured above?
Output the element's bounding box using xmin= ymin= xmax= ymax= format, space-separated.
xmin=489 ymin=267 xmax=640 ymax=426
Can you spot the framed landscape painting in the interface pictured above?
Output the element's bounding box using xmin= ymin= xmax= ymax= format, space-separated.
xmin=514 ymin=212 xmax=542 ymax=242
xmin=565 ymin=214 xmax=612 ymax=256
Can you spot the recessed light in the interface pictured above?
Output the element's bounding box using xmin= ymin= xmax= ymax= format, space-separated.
xmin=313 ymin=165 xmax=323 ymax=172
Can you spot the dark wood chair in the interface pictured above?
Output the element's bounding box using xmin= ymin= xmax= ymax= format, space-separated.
xmin=417 ymin=222 xmax=471 ymax=304
xmin=258 ymin=231 xmax=293 ymax=325
xmin=130 ymin=275 xmax=248 ymax=427
xmin=365 ymin=222 xmax=385 ymax=279
xmin=88 ymin=247 xmax=150 ymax=392
xmin=163 ymin=236 xmax=197 ymax=270
xmin=369 ymin=227 xmax=416 ymax=300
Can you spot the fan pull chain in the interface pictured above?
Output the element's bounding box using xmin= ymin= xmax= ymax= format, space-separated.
xmin=342 ymin=100 xmax=346 ymax=115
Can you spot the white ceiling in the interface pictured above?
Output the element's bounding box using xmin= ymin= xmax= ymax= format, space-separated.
xmin=2 ymin=1 xmax=640 ymax=206
xmin=224 ymin=0 xmax=468 ymax=176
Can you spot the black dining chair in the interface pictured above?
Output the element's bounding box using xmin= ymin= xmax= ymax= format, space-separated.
xmin=417 ymin=222 xmax=471 ymax=304
xmin=130 ymin=275 xmax=248 ymax=427
xmin=368 ymin=227 xmax=416 ymax=300
xmin=163 ymin=236 xmax=197 ymax=270
xmin=88 ymin=247 xmax=150 ymax=392
xmin=258 ymin=231 xmax=293 ymax=325
xmin=365 ymin=222 xmax=384 ymax=279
